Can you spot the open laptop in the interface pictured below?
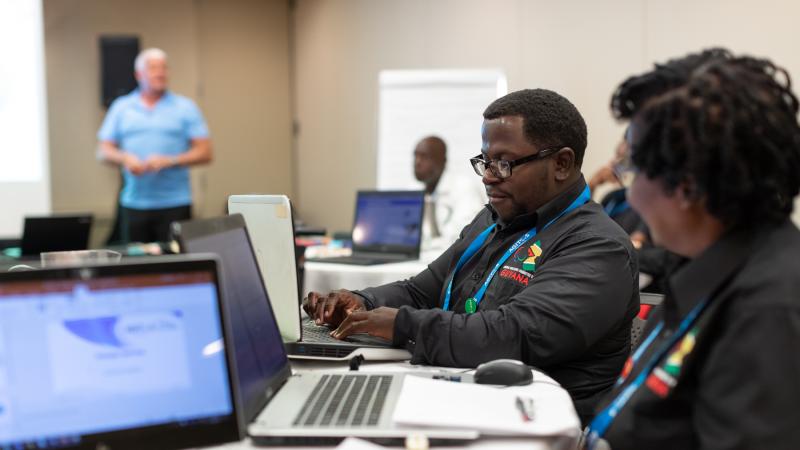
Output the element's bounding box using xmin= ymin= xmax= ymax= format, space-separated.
xmin=227 ymin=195 xmax=302 ymax=342
xmin=0 ymin=255 xmax=241 ymax=450
xmin=247 ymin=358 xmax=477 ymax=446
xmin=168 ymin=217 xmax=476 ymax=445
xmin=308 ymin=190 xmax=425 ymax=265
xmin=174 ymin=213 xmax=410 ymax=361
xmin=20 ymin=214 xmax=93 ymax=257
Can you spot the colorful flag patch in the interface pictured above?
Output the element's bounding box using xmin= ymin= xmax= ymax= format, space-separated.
xmin=522 ymin=241 xmax=543 ymax=272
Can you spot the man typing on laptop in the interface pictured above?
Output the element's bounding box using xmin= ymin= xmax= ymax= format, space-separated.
xmin=304 ymin=89 xmax=639 ymax=423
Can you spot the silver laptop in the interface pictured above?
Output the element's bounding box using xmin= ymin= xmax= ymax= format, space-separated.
xmin=176 ymin=211 xmax=410 ymax=361
xmin=169 ymin=214 xmax=476 ymax=445
xmin=306 ymin=190 xmax=425 ymax=265
xmin=0 ymin=256 xmax=241 ymax=449
xmin=248 ymin=369 xmax=477 ymax=446
xmin=228 ymin=195 xmax=411 ymax=361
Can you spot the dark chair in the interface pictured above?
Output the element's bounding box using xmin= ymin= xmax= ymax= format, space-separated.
xmin=105 ymin=170 xmax=125 ymax=245
xmin=631 ymin=292 xmax=665 ymax=349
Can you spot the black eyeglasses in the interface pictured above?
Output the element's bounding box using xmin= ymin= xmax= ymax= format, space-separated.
xmin=470 ymin=147 xmax=562 ymax=179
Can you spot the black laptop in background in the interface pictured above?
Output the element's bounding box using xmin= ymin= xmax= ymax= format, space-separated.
xmin=308 ymin=190 xmax=425 ymax=265
xmin=20 ymin=214 xmax=93 ymax=257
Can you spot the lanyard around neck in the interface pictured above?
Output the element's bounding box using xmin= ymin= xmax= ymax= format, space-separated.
xmin=442 ymin=185 xmax=591 ymax=313
xmin=585 ymin=297 xmax=710 ymax=449
xmin=604 ymin=198 xmax=630 ymax=217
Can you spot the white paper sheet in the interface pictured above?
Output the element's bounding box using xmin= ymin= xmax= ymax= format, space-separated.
xmin=392 ymin=375 xmax=580 ymax=437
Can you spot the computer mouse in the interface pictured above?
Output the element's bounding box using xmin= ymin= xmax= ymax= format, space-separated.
xmin=473 ymin=359 xmax=533 ymax=386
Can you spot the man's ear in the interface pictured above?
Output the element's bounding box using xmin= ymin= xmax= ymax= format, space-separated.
xmin=552 ymin=147 xmax=576 ymax=181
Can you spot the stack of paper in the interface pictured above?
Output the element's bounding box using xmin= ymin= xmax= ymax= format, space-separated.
xmin=391 ymin=375 xmax=580 ymax=437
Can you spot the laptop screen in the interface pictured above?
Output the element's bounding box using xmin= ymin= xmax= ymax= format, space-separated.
xmin=0 ymin=263 xmax=235 ymax=447
xmin=177 ymin=219 xmax=290 ymax=423
xmin=21 ymin=215 xmax=93 ymax=256
xmin=352 ymin=191 xmax=424 ymax=252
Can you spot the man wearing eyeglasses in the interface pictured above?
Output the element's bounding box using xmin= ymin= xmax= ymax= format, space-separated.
xmin=304 ymin=89 xmax=639 ymax=423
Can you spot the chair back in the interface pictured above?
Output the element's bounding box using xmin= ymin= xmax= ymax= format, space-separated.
xmin=631 ymin=293 xmax=665 ymax=349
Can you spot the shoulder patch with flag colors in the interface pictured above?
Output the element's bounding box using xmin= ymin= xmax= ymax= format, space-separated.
xmin=522 ymin=241 xmax=543 ymax=272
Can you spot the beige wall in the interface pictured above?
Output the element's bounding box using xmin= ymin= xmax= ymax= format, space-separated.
xmin=42 ymin=0 xmax=800 ymax=239
xmin=44 ymin=0 xmax=292 ymax=245
xmin=195 ymin=0 xmax=293 ymax=218
xmin=292 ymin=0 xmax=800 ymax=232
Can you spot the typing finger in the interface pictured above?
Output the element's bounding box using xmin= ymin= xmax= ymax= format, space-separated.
xmin=302 ymin=292 xmax=320 ymax=316
xmin=331 ymin=311 xmax=369 ymax=339
xmin=323 ymin=294 xmax=342 ymax=324
xmin=312 ymin=294 xmax=332 ymax=324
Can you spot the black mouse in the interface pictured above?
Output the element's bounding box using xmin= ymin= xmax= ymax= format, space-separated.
xmin=473 ymin=359 xmax=533 ymax=386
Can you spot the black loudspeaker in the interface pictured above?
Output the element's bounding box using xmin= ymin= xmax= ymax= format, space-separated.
xmin=100 ymin=35 xmax=140 ymax=108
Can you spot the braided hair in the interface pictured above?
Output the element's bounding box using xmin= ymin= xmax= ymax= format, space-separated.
xmin=612 ymin=49 xmax=800 ymax=230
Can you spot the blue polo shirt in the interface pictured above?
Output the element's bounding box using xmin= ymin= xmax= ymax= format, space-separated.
xmin=98 ymin=89 xmax=209 ymax=210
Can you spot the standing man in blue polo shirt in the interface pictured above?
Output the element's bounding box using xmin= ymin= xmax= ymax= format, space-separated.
xmin=98 ymin=47 xmax=212 ymax=243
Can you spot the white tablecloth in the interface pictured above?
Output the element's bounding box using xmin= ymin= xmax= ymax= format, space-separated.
xmin=302 ymin=250 xmax=442 ymax=295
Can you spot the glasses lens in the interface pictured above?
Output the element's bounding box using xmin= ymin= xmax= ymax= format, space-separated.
xmin=470 ymin=158 xmax=486 ymax=176
xmin=613 ymin=156 xmax=636 ymax=188
xmin=493 ymin=160 xmax=511 ymax=179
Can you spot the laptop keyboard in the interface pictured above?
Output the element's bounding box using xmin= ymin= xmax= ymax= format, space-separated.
xmin=301 ymin=319 xmax=393 ymax=347
xmin=302 ymin=321 xmax=342 ymax=343
xmin=292 ymin=374 xmax=394 ymax=427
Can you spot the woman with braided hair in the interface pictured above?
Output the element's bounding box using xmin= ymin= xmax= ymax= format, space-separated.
xmin=584 ymin=49 xmax=800 ymax=450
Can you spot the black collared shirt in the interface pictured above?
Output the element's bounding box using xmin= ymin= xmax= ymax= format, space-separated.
xmin=600 ymin=219 xmax=800 ymax=449
xmin=357 ymin=177 xmax=639 ymax=419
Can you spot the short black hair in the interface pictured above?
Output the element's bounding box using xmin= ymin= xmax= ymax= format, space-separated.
xmin=483 ymin=89 xmax=588 ymax=167
xmin=419 ymin=135 xmax=447 ymax=156
xmin=613 ymin=49 xmax=800 ymax=230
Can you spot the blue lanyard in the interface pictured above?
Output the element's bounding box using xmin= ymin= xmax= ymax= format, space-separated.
xmin=615 ymin=322 xmax=663 ymax=387
xmin=442 ymin=185 xmax=591 ymax=312
xmin=585 ymin=298 xmax=710 ymax=449
xmin=604 ymin=198 xmax=630 ymax=217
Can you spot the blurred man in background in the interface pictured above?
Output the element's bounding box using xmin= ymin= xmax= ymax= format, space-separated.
xmin=98 ymin=48 xmax=212 ymax=243
xmin=413 ymin=135 xmax=485 ymax=249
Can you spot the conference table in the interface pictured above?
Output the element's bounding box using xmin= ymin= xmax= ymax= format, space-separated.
xmin=302 ymin=249 xmax=442 ymax=295
xmin=205 ymin=359 xmax=582 ymax=450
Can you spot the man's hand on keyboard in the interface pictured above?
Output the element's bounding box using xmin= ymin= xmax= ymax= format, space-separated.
xmin=303 ymin=290 xmax=365 ymax=327
xmin=330 ymin=307 xmax=398 ymax=342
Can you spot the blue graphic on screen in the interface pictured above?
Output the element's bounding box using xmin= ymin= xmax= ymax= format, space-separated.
xmin=182 ymin=227 xmax=289 ymax=421
xmin=64 ymin=317 xmax=124 ymax=347
xmin=352 ymin=193 xmax=423 ymax=248
xmin=0 ymin=272 xmax=234 ymax=446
